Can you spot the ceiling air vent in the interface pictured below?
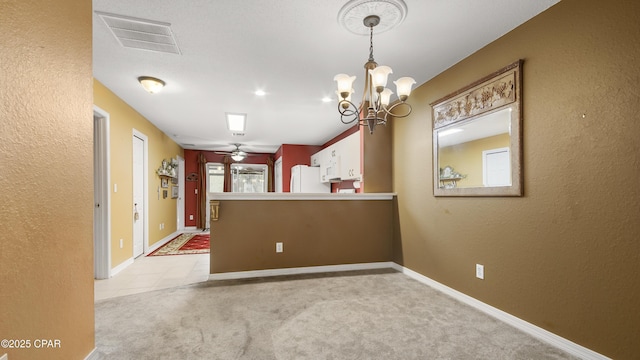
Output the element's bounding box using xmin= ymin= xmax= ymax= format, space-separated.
xmin=96 ymin=11 xmax=181 ymax=55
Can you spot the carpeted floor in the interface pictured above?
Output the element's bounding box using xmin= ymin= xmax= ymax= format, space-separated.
xmin=94 ymin=269 xmax=578 ymax=360
xmin=147 ymin=233 xmax=210 ymax=256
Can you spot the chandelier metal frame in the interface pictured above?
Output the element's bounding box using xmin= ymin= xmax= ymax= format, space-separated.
xmin=335 ymin=15 xmax=415 ymax=134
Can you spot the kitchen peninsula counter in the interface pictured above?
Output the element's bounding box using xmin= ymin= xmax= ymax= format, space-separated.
xmin=208 ymin=193 xmax=397 ymax=277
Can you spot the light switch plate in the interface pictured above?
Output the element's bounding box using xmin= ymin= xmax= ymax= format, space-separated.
xmin=276 ymin=242 xmax=283 ymax=253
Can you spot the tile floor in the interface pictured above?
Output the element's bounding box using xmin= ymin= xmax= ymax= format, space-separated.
xmin=94 ymin=252 xmax=210 ymax=301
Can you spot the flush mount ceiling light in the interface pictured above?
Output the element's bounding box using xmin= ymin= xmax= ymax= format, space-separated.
xmin=335 ymin=0 xmax=415 ymax=134
xmin=226 ymin=113 xmax=247 ymax=137
xmin=138 ymin=76 xmax=165 ymax=94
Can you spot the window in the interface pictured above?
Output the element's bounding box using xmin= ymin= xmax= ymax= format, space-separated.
xmin=231 ymin=164 xmax=268 ymax=193
xmin=207 ymin=163 xmax=224 ymax=193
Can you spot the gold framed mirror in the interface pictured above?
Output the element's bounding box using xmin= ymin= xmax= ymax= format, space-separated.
xmin=432 ymin=60 xmax=523 ymax=197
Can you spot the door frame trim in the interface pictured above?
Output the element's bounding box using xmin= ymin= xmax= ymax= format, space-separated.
xmin=93 ymin=106 xmax=111 ymax=279
xmin=132 ymin=129 xmax=149 ymax=255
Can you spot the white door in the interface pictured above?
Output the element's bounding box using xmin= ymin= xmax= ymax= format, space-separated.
xmin=483 ymin=147 xmax=511 ymax=187
xmin=177 ymin=156 xmax=185 ymax=231
xmin=132 ymin=135 xmax=145 ymax=258
xmin=275 ymin=158 xmax=283 ymax=192
xmin=93 ymin=107 xmax=111 ymax=279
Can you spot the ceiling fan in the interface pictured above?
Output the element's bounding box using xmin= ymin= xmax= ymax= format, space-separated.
xmin=213 ymin=144 xmax=252 ymax=161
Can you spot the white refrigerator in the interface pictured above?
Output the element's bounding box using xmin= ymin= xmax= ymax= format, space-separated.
xmin=290 ymin=165 xmax=331 ymax=193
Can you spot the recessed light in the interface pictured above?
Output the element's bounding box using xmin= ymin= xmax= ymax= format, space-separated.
xmin=255 ymin=90 xmax=266 ymax=96
xmin=322 ymin=96 xmax=332 ymax=103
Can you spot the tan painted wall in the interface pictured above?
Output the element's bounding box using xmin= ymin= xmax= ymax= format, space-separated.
xmin=392 ymin=0 xmax=640 ymax=358
xmin=440 ymin=133 xmax=510 ymax=188
xmin=363 ymin=123 xmax=392 ymax=192
xmin=0 ymin=1 xmax=95 ymax=359
xmin=210 ymin=200 xmax=393 ymax=273
xmin=94 ymin=81 xmax=183 ymax=268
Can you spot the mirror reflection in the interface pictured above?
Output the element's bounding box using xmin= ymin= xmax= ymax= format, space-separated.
xmin=437 ymin=107 xmax=512 ymax=189
xmin=432 ymin=60 xmax=523 ymax=197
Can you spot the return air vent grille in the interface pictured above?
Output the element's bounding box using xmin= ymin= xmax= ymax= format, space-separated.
xmin=96 ymin=11 xmax=181 ymax=55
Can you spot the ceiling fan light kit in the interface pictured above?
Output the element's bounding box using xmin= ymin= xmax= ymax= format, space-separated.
xmin=335 ymin=0 xmax=415 ymax=134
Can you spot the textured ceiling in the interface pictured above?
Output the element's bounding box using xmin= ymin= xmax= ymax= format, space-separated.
xmin=93 ymin=0 xmax=560 ymax=153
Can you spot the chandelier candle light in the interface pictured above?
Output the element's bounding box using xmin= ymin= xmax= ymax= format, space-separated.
xmin=334 ymin=14 xmax=415 ymax=134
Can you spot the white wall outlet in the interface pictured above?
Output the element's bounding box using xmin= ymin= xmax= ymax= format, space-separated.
xmin=195 ymin=188 xmax=198 ymax=194
xmin=276 ymin=242 xmax=283 ymax=253
xmin=113 ymin=183 xmax=118 ymax=192
xmin=119 ymin=239 xmax=123 ymax=249
xmin=476 ymin=264 xmax=484 ymax=279
xmin=189 ymin=215 xmax=194 ymax=220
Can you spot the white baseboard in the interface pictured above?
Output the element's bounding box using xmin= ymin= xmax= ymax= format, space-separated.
xmin=146 ymin=231 xmax=180 ymax=254
xmin=209 ymin=262 xmax=394 ymax=281
xmin=184 ymin=226 xmax=198 ymax=231
xmin=110 ymin=257 xmax=134 ymax=277
xmin=84 ymin=348 xmax=100 ymax=360
xmin=1 ymin=353 xmax=8 ymax=360
xmin=390 ymin=263 xmax=610 ymax=360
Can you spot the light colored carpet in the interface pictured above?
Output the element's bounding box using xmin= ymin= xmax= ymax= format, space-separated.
xmin=94 ymin=269 xmax=577 ymax=359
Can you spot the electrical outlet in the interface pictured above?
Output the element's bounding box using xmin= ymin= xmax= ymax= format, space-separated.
xmin=276 ymin=242 xmax=283 ymax=253
xmin=476 ymin=264 xmax=484 ymax=279
xmin=189 ymin=215 xmax=194 ymax=220
xmin=119 ymin=239 xmax=123 ymax=249
xmin=113 ymin=183 xmax=118 ymax=192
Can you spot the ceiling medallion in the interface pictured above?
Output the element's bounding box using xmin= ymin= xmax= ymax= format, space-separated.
xmin=338 ymin=0 xmax=408 ymax=36
xmin=334 ymin=0 xmax=415 ymax=134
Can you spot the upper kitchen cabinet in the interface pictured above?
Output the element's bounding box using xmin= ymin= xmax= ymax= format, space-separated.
xmin=314 ymin=131 xmax=361 ymax=183
xmin=319 ymin=145 xmax=340 ymax=183
xmin=338 ymin=132 xmax=361 ymax=181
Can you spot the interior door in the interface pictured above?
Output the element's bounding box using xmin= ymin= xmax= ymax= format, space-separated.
xmin=177 ymin=157 xmax=185 ymax=231
xmin=132 ymin=135 xmax=145 ymax=258
xmin=483 ymin=147 xmax=511 ymax=187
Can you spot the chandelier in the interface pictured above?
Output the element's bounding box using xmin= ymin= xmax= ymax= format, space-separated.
xmin=334 ymin=14 xmax=415 ymax=134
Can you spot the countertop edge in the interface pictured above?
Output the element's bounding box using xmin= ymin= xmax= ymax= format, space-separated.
xmin=209 ymin=193 xmax=396 ymax=201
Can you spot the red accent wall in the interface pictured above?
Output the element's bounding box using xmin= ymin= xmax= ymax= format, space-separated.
xmin=275 ymin=144 xmax=323 ymax=192
xmin=183 ymin=149 xmax=274 ymax=227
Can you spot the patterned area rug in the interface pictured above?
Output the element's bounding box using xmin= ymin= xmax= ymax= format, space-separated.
xmin=148 ymin=233 xmax=210 ymax=256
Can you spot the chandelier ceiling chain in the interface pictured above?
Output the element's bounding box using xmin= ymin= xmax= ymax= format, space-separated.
xmin=367 ymin=21 xmax=375 ymax=62
xmin=334 ymin=11 xmax=416 ymax=134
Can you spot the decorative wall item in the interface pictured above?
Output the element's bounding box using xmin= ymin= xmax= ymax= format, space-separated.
xmin=186 ymin=172 xmax=198 ymax=181
xmin=157 ymin=158 xmax=177 ymax=178
xmin=432 ymin=60 xmax=523 ymax=197
xmin=171 ymin=186 xmax=178 ymax=199
xmin=161 ymin=178 xmax=169 ymax=188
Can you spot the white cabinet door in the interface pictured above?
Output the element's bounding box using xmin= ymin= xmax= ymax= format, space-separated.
xmin=310 ymin=151 xmax=321 ymax=167
xmin=339 ymin=132 xmax=361 ymax=180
